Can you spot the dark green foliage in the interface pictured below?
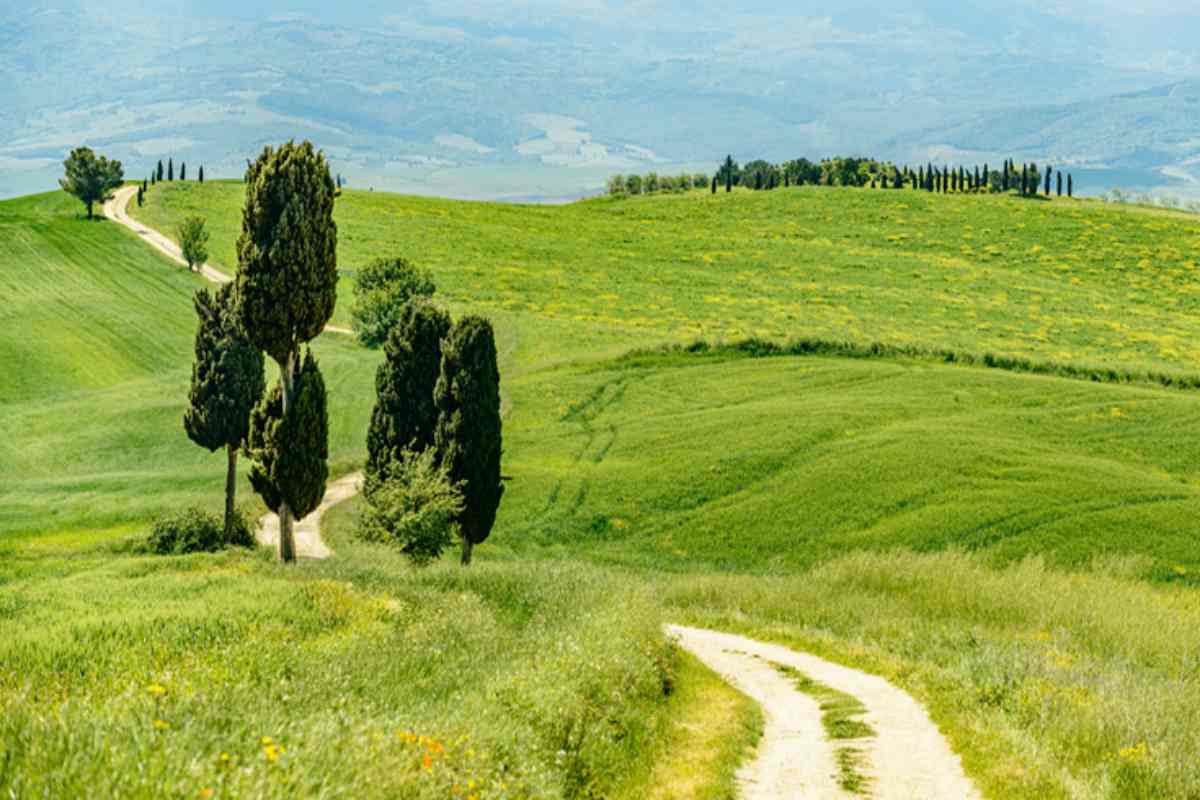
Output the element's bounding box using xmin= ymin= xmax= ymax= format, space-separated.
xmin=168 ymin=158 xmax=174 ymax=181
xmin=1057 ymin=172 xmax=1063 ymax=197
xmin=247 ymin=350 xmax=329 ymax=519
xmin=136 ymin=186 xmax=144 ymax=207
xmin=184 ymin=284 xmax=265 ymax=536
xmin=142 ymin=178 xmax=148 ymax=193
xmin=718 ymin=155 xmax=738 ymax=191
xmin=145 ymin=506 xmax=255 ymax=554
xmin=1022 ymin=163 xmax=1028 ymax=195
xmin=434 ymin=316 xmax=504 ymax=564
xmin=181 ymin=163 xmax=187 ymax=181
xmin=199 ymin=165 xmax=204 ymax=183
xmin=1068 ymin=174 xmax=1074 ymax=197
xmin=178 ymin=216 xmax=209 ymax=272
xmin=157 ymin=160 xmax=164 ymax=182
xmin=234 ymin=140 xmax=338 ymax=367
xmin=350 ymin=256 xmax=437 ymax=348
xmin=983 ymin=164 xmax=989 ymax=187
xmin=59 ymin=146 xmax=123 ymax=219
xmin=367 ymin=300 xmax=452 ymax=481
xmin=711 ymin=175 xmax=717 ymax=194
xmin=184 ymin=287 xmax=266 ymax=449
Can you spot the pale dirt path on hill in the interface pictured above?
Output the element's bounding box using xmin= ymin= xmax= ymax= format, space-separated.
xmin=103 ymin=186 xmax=353 ymax=334
xmin=668 ymin=625 xmax=981 ymax=800
xmin=255 ymin=472 xmax=361 ymax=559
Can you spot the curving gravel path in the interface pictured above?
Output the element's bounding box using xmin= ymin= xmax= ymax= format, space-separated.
xmin=255 ymin=472 xmax=361 ymax=559
xmin=669 ymin=625 xmax=981 ymax=800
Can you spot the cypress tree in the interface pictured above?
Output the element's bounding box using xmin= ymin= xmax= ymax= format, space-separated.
xmin=711 ymin=175 xmax=717 ymax=194
xmin=434 ymin=316 xmax=503 ymax=566
xmin=137 ymin=185 xmax=144 ymax=207
xmin=366 ymin=301 xmax=452 ymax=482
xmin=1057 ymin=171 xmax=1063 ymax=197
xmin=1068 ymin=174 xmax=1074 ymax=198
xmin=199 ymin=165 xmax=204 ymax=184
xmin=181 ymin=162 xmax=187 ymax=181
xmin=185 ymin=284 xmax=266 ymax=537
xmin=784 ymin=172 xmax=790 ymax=188
xmin=1045 ymin=167 xmax=1052 ymax=196
xmin=754 ymin=172 xmax=762 ymax=191
xmin=1021 ymin=163 xmax=1028 ymax=195
xmin=246 ymin=350 xmax=329 ymax=542
xmin=157 ymin=160 xmax=164 ymax=182
xmin=983 ymin=164 xmax=989 ymax=188
xmin=168 ymin=158 xmax=174 ymax=181
xmin=235 ymin=141 xmax=338 ymax=562
xmin=1002 ymin=162 xmax=1009 ymax=192
xmin=723 ymin=155 xmax=735 ymax=193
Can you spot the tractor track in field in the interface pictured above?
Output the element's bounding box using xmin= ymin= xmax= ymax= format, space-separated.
xmin=108 ymin=185 xmax=983 ymax=796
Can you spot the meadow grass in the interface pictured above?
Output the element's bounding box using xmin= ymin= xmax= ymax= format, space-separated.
xmin=15 ymin=180 xmax=1200 ymax=797
xmin=137 ymin=181 xmax=1200 ymax=374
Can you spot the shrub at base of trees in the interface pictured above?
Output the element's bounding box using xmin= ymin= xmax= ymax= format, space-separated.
xmin=145 ymin=507 xmax=256 ymax=554
xmin=357 ymin=449 xmax=464 ymax=566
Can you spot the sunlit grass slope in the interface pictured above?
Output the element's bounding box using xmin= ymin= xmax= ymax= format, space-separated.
xmin=0 ymin=191 xmax=378 ymax=538
xmin=138 ymin=180 xmax=1200 ymax=374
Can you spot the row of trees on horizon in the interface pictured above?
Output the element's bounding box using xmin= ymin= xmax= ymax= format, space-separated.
xmin=607 ymin=155 xmax=1078 ymax=199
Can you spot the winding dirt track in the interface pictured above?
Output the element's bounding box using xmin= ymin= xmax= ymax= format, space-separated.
xmin=669 ymin=626 xmax=981 ymax=800
xmin=108 ymin=184 xmax=982 ymax=794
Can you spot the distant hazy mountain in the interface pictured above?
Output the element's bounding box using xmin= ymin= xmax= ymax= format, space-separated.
xmin=4 ymin=2 xmax=1200 ymax=200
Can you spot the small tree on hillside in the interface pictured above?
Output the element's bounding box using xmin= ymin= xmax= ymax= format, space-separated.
xmin=351 ymin=256 xmax=436 ymax=349
xmin=178 ymin=216 xmax=209 ymax=272
xmin=181 ymin=163 xmax=187 ymax=181
xmin=711 ymin=175 xmax=718 ymax=194
xmin=625 ymin=174 xmax=642 ymax=195
xmin=137 ymin=185 xmax=144 ymax=207
xmin=184 ymin=284 xmax=266 ymax=536
xmin=366 ymin=300 xmax=452 ymax=482
xmin=1068 ymin=174 xmax=1074 ymax=198
xmin=235 ymin=141 xmax=339 ymax=562
xmin=143 ymin=178 xmax=148 ymax=193
xmin=168 ymin=158 xmax=174 ymax=181
xmin=1057 ymin=172 xmax=1063 ymax=197
xmin=157 ymin=160 xmax=164 ymax=182
xmin=719 ymin=155 xmax=737 ymax=192
xmin=199 ymin=165 xmax=205 ymax=184
xmin=59 ymin=147 xmax=123 ymax=219
xmin=1044 ymin=167 xmax=1052 ymax=196
xmin=434 ymin=316 xmax=503 ymax=566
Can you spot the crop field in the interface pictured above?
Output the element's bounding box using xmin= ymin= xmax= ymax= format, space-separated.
xmin=5 ymin=181 xmax=1200 ymax=797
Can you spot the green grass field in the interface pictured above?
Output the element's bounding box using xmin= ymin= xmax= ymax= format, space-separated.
xmin=8 ymin=180 xmax=1200 ymax=797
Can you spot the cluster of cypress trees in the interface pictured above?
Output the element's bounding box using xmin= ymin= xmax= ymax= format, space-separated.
xmin=366 ymin=301 xmax=504 ymax=565
xmin=150 ymin=158 xmax=205 ymax=185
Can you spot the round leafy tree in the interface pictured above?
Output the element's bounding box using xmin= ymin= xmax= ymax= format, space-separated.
xmin=234 ymin=141 xmax=338 ymax=561
xmin=434 ymin=316 xmax=503 ymax=565
xmin=351 ymin=256 xmax=436 ymax=349
xmin=366 ymin=300 xmax=451 ymax=482
xmin=184 ymin=284 xmax=266 ymax=536
xmin=60 ymin=147 xmax=123 ymax=219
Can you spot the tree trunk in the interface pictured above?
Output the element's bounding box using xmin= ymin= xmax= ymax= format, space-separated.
xmin=278 ymin=349 xmax=297 ymax=563
xmin=87 ymin=201 xmax=93 ymax=219
xmin=224 ymin=444 xmax=237 ymax=538
xmin=460 ymin=536 xmax=474 ymax=566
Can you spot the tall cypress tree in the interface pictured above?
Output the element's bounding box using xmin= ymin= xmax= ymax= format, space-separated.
xmin=157 ymin=160 xmax=164 ymax=182
xmin=366 ymin=300 xmax=452 ymax=482
xmin=235 ymin=141 xmax=338 ymax=562
xmin=181 ymin=162 xmax=187 ymax=181
xmin=1021 ymin=163 xmax=1028 ymax=195
xmin=168 ymin=158 xmax=174 ymax=181
xmin=983 ymin=164 xmax=989 ymax=188
xmin=711 ymin=175 xmax=717 ymax=194
xmin=435 ymin=316 xmax=503 ymax=566
xmin=1068 ymin=174 xmax=1074 ymax=198
xmin=199 ymin=165 xmax=205 ymax=184
xmin=1045 ymin=167 xmax=1052 ymax=196
xmin=1057 ymin=172 xmax=1063 ymax=197
xmin=185 ymin=284 xmax=266 ymax=537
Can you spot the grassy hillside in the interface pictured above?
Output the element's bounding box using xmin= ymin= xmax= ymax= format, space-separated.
xmin=0 ymin=191 xmax=379 ymax=538
xmin=137 ymin=181 xmax=1200 ymax=374
xmin=15 ymin=179 xmax=1200 ymax=797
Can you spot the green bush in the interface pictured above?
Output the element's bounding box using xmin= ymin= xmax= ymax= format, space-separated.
xmin=350 ymin=257 xmax=437 ymax=348
xmin=146 ymin=506 xmax=256 ymax=554
xmin=357 ymin=449 xmax=463 ymax=565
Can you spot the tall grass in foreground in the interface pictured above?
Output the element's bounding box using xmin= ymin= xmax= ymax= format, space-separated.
xmin=0 ymin=535 xmax=672 ymax=798
xmin=665 ymin=550 xmax=1200 ymax=799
